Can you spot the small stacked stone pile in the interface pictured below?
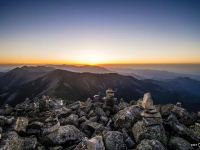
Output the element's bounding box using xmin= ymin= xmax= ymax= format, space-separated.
xmin=39 ymin=95 xmax=51 ymax=111
xmin=141 ymin=93 xmax=162 ymax=126
xmin=103 ymin=88 xmax=116 ymax=114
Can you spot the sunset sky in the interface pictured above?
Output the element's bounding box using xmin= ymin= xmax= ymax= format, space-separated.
xmin=0 ymin=0 xmax=200 ymax=65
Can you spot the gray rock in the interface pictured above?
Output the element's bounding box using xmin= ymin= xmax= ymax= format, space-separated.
xmin=77 ymin=110 xmax=87 ymax=117
xmin=95 ymin=107 xmax=107 ymax=117
xmin=136 ymin=139 xmax=167 ymax=150
xmin=189 ymin=123 xmax=200 ymax=138
xmin=42 ymin=117 xmax=60 ymax=135
xmin=118 ymin=100 xmax=130 ymax=110
xmin=60 ymin=114 xmax=79 ymax=126
xmin=103 ymin=131 xmax=127 ymax=150
xmin=168 ymin=136 xmax=194 ymax=150
xmin=172 ymin=106 xmax=195 ymax=126
xmin=41 ymin=125 xmax=85 ymax=146
xmin=27 ymin=121 xmax=43 ymax=135
xmin=0 ymin=131 xmax=22 ymax=150
xmin=81 ymin=121 xmax=109 ymax=137
xmin=3 ymin=105 xmax=14 ymax=116
xmin=160 ymin=104 xmax=175 ymax=117
xmin=113 ymin=105 xmax=142 ymax=129
xmin=22 ymin=136 xmax=38 ymax=150
xmin=132 ymin=121 xmax=167 ymax=145
xmin=78 ymin=116 xmax=88 ymax=124
xmin=0 ymin=116 xmax=15 ymax=126
xmin=143 ymin=117 xmax=162 ymax=126
xmin=88 ymin=110 xmax=96 ymax=118
xmin=165 ymin=114 xmax=200 ymax=142
xmin=68 ymin=101 xmax=87 ymax=110
xmin=122 ymin=128 xmax=135 ymax=148
xmin=37 ymin=145 xmax=46 ymax=150
xmin=87 ymin=136 xmax=105 ymax=150
xmin=14 ymin=117 xmax=29 ymax=133
xmin=0 ymin=131 xmax=37 ymax=150
xmin=55 ymin=107 xmax=72 ymax=118
xmin=74 ymin=137 xmax=88 ymax=150
xmin=89 ymin=116 xmax=98 ymax=122
xmin=100 ymin=116 xmax=109 ymax=124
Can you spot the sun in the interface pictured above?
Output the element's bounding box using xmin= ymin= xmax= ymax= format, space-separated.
xmin=74 ymin=50 xmax=108 ymax=65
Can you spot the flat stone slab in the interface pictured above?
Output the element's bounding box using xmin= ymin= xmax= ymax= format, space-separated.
xmin=141 ymin=112 xmax=162 ymax=118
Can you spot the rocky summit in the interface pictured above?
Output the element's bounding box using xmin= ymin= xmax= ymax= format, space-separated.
xmin=0 ymin=90 xmax=200 ymax=150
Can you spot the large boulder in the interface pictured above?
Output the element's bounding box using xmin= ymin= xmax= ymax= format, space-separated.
xmin=168 ymin=136 xmax=194 ymax=150
xmin=113 ymin=105 xmax=142 ymax=129
xmin=172 ymin=106 xmax=195 ymax=126
xmin=41 ymin=125 xmax=85 ymax=146
xmin=0 ymin=131 xmax=37 ymax=150
xmin=0 ymin=131 xmax=22 ymax=150
xmin=132 ymin=121 xmax=167 ymax=145
xmin=160 ymin=104 xmax=196 ymax=126
xmin=136 ymin=139 xmax=167 ymax=150
xmin=103 ymin=131 xmax=127 ymax=150
xmin=165 ymin=114 xmax=200 ymax=142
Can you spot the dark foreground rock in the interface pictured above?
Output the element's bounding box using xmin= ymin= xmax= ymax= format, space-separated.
xmin=168 ymin=136 xmax=194 ymax=150
xmin=136 ymin=139 xmax=167 ymax=150
xmin=0 ymin=90 xmax=199 ymax=149
xmin=103 ymin=131 xmax=127 ymax=150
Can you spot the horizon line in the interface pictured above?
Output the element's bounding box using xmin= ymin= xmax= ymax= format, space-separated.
xmin=0 ymin=62 xmax=200 ymax=66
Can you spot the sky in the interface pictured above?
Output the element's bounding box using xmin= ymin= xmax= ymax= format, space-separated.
xmin=0 ymin=0 xmax=200 ymax=65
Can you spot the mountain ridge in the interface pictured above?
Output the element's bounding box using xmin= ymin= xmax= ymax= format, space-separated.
xmin=0 ymin=66 xmax=200 ymax=111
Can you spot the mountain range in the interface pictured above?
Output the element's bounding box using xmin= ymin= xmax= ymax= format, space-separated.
xmin=105 ymin=67 xmax=200 ymax=81
xmin=0 ymin=66 xmax=200 ymax=111
xmin=48 ymin=64 xmax=112 ymax=73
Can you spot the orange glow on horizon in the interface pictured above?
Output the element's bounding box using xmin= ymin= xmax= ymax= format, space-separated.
xmin=0 ymin=58 xmax=200 ymax=66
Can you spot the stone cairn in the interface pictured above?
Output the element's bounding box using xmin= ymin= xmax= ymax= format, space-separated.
xmin=93 ymin=95 xmax=100 ymax=101
xmin=39 ymin=95 xmax=51 ymax=111
xmin=141 ymin=93 xmax=162 ymax=126
xmin=103 ymin=88 xmax=116 ymax=114
xmin=176 ymin=102 xmax=182 ymax=107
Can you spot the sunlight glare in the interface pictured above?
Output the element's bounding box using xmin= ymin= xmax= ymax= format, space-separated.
xmin=75 ymin=50 xmax=107 ymax=65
